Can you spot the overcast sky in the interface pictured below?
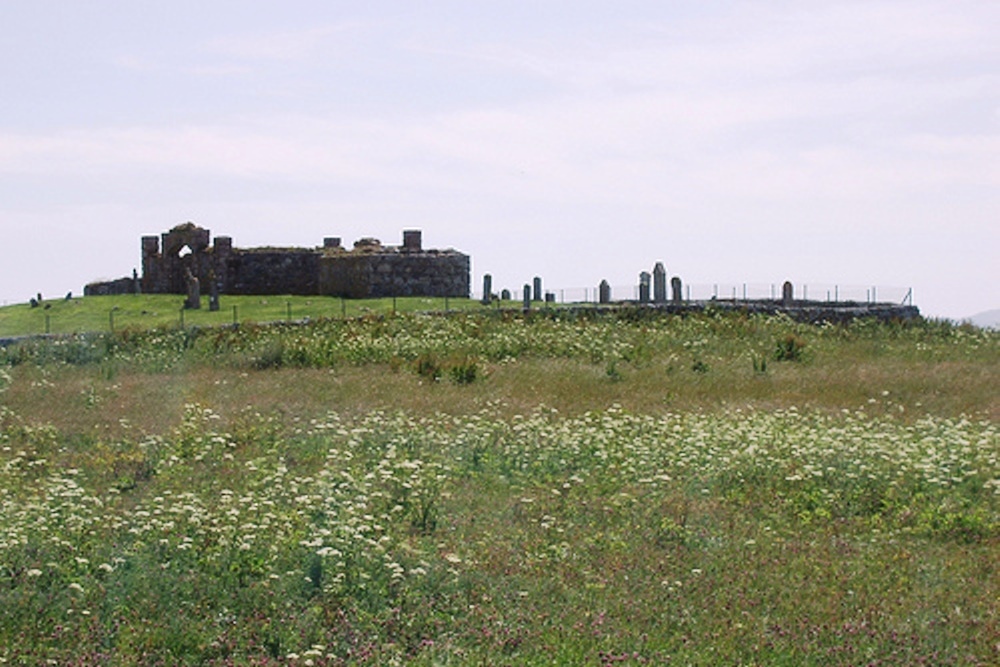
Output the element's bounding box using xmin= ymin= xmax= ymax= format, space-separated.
xmin=1 ymin=1 xmax=997 ymax=318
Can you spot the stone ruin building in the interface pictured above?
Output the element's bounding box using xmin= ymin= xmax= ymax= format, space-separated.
xmin=85 ymin=223 xmax=470 ymax=300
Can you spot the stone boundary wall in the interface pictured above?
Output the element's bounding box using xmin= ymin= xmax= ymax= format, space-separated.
xmin=506 ymin=301 xmax=921 ymax=324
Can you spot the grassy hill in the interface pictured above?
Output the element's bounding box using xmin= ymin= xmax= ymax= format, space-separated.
xmin=1 ymin=308 xmax=997 ymax=664
xmin=0 ymin=294 xmax=489 ymax=338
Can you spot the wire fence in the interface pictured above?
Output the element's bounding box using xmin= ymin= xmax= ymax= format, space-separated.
xmin=476 ymin=282 xmax=913 ymax=306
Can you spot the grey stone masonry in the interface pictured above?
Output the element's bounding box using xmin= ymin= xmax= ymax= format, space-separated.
xmin=87 ymin=223 xmax=470 ymax=299
xmin=782 ymin=281 xmax=794 ymax=307
xmin=599 ymin=280 xmax=611 ymax=304
xmin=639 ymin=271 xmax=651 ymax=303
xmin=653 ymin=262 xmax=667 ymax=303
xmin=482 ymin=274 xmax=492 ymax=305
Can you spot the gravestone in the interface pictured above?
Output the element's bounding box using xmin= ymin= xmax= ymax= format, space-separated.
xmin=482 ymin=274 xmax=492 ymax=305
xmin=184 ymin=268 xmax=201 ymax=310
xmin=523 ymin=284 xmax=531 ymax=310
xmin=782 ymin=281 xmax=794 ymax=307
xmin=533 ymin=276 xmax=542 ymax=302
xmin=599 ymin=280 xmax=611 ymax=304
xmin=653 ymin=262 xmax=667 ymax=303
xmin=671 ymin=276 xmax=683 ymax=303
xmin=639 ymin=272 xmax=651 ymax=303
xmin=545 ymin=292 xmax=555 ymax=303
xmin=501 ymin=288 xmax=511 ymax=301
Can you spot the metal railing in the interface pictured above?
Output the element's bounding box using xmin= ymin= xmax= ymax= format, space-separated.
xmin=476 ymin=283 xmax=913 ymax=306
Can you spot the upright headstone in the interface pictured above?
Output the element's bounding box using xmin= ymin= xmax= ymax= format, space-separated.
xmin=653 ymin=262 xmax=667 ymax=303
xmin=184 ymin=268 xmax=201 ymax=310
xmin=545 ymin=292 xmax=555 ymax=303
xmin=533 ymin=276 xmax=542 ymax=302
xmin=671 ymin=276 xmax=683 ymax=303
xmin=482 ymin=274 xmax=492 ymax=305
xmin=599 ymin=280 xmax=611 ymax=304
xmin=782 ymin=281 xmax=794 ymax=307
xmin=500 ymin=288 xmax=511 ymax=301
xmin=639 ymin=272 xmax=651 ymax=304
xmin=523 ymin=284 xmax=532 ymax=310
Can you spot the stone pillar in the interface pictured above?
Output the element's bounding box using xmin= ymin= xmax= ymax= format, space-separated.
xmin=523 ymin=284 xmax=532 ymax=310
xmin=481 ymin=274 xmax=492 ymax=305
xmin=184 ymin=268 xmax=201 ymax=310
xmin=141 ymin=236 xmax=160 ymax=293
xmin=639 ymin=272 xmax=651 ymax=303
xmin=782 ymin=281 xmax=794 ymax=307
xmin=402 ymin=230 xmax=422 ymax=251
xmin=599 ymin=280 xmax=611 ymax=304
xmin=653 ymin=262 xmax=667 ymax=303
xmin=671 ymin=276 xmax=683 ymax=303
xmin=533 ymin=276 xmax=542 ymax=302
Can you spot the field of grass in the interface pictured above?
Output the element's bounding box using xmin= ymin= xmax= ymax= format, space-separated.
xmin=1 ymin=307 xmax=998 ymax=665
xmin=0 ymin=295 xmax=500 ymax=338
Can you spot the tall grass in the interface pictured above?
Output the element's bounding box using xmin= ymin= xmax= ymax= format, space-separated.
xmin=0 ymin=310 xmax=997 ymax=663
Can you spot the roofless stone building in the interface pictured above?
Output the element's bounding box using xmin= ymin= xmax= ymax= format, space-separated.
xmin=85 ymin=223 xmax=470 ymax=299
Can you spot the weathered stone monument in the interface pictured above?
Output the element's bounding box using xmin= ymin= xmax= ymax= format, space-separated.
xmin=184 ymin=268 xmax=201 ymax=310
xmin=653 ymin=262 xmax=667 ymax=303
xmin=638 ymin=272 xmax=651 ymax=303
xmin=782 ymin=281 xmax=794 ymax=307
xmin=533 ymin=277 xmax=542 ymax=302
xmin=671 ymin=276 xmax=683 ymax=303
xmin=500 ymin=288 xmax=511 ymax=301
xmin=599 ymin=280 xmax=611 ymax=304
xmin=482 ymin=274 xmax=492 ymax=305
xmin=523 ymin=284 xmax=531 ymax=310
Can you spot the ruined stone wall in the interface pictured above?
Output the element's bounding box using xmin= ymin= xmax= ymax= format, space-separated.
xmin=86 ymin=224 xmax=470 ymax=300
xmin=318 ymin=251 xmax=469 ymax=298
xmin=225 ymin=250 xmax=321 ymax=295
xmin=84 ymin=277 xmax=139 ymax=297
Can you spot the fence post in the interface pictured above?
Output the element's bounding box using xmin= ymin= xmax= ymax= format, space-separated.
xmin=179 ymin=308 xmax=185 ymax=328
xmin=109 ymin=309 xmax=115 ymax=332
xmin=341 ymin=297 xmax=346 ymax=318
xmin=287 ymin=302 xmax=292 ymax=320
xmin=233 ymin=305 xmax=238 ymax=324
xmin=445 ymin=296 xmax=449 ymax=312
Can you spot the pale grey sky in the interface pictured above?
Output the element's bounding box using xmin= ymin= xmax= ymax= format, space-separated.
xmin=1 ymin=1 xmax=997 ymax=318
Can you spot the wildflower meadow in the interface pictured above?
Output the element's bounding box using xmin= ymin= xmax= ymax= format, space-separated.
xmin=0 ymin=306 xmax=997 ymax=665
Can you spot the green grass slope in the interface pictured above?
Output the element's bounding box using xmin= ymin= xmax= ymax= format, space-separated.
xmin=1 ymin=311 xmax=997 ymax=665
